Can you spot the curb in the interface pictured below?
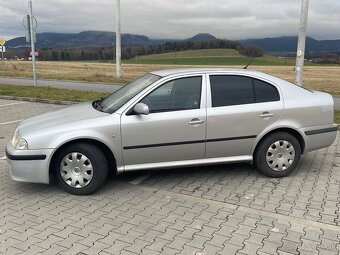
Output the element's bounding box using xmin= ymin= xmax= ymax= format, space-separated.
xmin=0 ymin=95 xmax=76 ymax=105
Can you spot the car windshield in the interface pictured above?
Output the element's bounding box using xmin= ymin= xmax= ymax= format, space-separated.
xmin=98 ymin=73 xmax=161 ymax=113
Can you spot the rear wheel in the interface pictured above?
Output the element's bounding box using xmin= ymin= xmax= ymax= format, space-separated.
xmin=255 ymin=132 xmax=301 ymax=177
xmin=54 ymin=143 xmax=108 ymax=195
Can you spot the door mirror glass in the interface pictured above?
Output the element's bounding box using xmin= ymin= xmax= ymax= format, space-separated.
xmin=134 ymin=103 xmax=150 ymax=115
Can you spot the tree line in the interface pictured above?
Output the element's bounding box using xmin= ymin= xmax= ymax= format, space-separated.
xmin=9 ymin=39 xmax=264 ymax=61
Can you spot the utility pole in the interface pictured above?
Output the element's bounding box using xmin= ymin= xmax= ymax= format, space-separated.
xmin=28 ymin=0 xmax=37 ymax=87
xmin=295 ymin=0 xmax=309 ymax=86
xmin=115 ymin=0 xmax=121 ymax=78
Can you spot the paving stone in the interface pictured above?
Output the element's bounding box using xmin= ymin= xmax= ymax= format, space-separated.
xmin=186 ymin=234 xmax=210 ymax=249
xmin=218 ymin=242 xmax=242 ymax=255
xmin=318 ymin=238 xmax=339 ymax=252
xmin=82 ymin=242 xmax=109 ymax=255
xmin=124 ymin=239 xmax=151 ymax=254
xmin=278 ymin=240 xmax=301 ymax=255
xmin=299 ymin=238 xmax=321 ymax=252
xmin=206 ymin=233 xmax=229 ymax=248
xmin=147 ymin=237 xmax=172 ymax=252
xmin=201 ymin=243 xmax=223 ymax=254
xmin=102 ymin=240 xmax=131 ymax=254
xmin=2 ymin=247 xmax=24 ymax=255
xmin=258 ymin=241 xmax=280 ymax=255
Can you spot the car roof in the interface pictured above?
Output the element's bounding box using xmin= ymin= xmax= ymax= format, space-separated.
xmin=149 ymin=68 xmax=263 ymax=77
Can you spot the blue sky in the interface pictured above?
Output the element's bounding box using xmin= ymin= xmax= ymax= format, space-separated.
xmin=1 ymin=0 xmax=340 ymax=40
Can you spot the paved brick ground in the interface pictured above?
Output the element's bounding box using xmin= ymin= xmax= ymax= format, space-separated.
xmin=0 ymin=99 xmax=339 ymax=255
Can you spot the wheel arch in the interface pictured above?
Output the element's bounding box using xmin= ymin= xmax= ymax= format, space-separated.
xmin=49 ymin=138 xmax=117 ymax=179
xmin=253 ymin=127 xmax=306 ymax=155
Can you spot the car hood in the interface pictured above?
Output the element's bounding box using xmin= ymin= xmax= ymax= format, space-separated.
xmin=18 ymin=102 xmax=109 ymax=137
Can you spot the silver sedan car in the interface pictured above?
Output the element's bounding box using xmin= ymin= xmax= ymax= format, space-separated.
xmin=6 ymin=68 xmax=338 ymax=195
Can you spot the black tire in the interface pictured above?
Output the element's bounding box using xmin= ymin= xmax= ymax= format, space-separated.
xmin=53 ymin=143 xmax=108 ymax=195
xmin=254 ymin=132 xmax=301 ymax=178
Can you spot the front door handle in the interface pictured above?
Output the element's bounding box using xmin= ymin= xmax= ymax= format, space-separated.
xmin=189 ymin=118 xmax=204 ymax=125
xmin=260 ymin=112 xmax=274 ymax=118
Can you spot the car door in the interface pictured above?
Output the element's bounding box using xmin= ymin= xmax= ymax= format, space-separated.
xmin=121 ymin=75 xmax=207 ymax=169
xmin=206 ymin=74 xmax=284 ymax=158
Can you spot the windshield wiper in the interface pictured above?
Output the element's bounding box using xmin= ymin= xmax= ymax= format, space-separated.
xmin=92 ymin=99 xmax=104 ymax=112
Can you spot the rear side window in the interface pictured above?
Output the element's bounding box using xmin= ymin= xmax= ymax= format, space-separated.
xmin=210 ymin=75 xmax=280 ymax=107
xmin=210 ymin=76 xmax=254 ymax=107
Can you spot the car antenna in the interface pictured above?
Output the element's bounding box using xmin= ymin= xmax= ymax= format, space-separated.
xmin=243 ymin=58 xmax=255 ymax=69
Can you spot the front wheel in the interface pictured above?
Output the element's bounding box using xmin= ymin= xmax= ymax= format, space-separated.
xmin=254 ymin=132 xmax=301 ymax=178
xmin=54 ymin=143 xmax=108 ymax=195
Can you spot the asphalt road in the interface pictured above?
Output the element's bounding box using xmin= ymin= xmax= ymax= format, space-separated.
xmin=334 ymin=97 xmax=340 ymax=110
xmin=0 ymin=76 xmax=339 ymax=110
xmin=0 ymin=76 xmax=122 ymax=93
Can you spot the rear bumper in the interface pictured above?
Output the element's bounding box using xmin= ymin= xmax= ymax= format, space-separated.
xmin=302 ymin=124 xmax=338 ymax=153
xmin=5 ymin=144 xmax=54 ymax=184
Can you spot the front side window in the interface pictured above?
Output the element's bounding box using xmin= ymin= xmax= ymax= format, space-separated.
xmin=140 ymin=76 xmax=202 ymax=113
xmin=210 ymin=75 xmax=280 ymax=107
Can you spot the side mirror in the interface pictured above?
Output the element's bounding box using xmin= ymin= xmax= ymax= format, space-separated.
xmin=134 ymin=103 xmax=150 ymax=115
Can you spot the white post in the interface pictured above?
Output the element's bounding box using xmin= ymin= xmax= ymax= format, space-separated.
xmin=28 ymin=0 xmax=37 ymax=87
xmin=116 ymin=0 xmax=121 ymax=78
xmin=295 ymin=0 xmax=309 ymax=86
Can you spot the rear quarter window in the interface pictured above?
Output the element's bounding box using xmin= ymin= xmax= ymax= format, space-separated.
xmin=254 ymin=79 xmax=280 ymax=103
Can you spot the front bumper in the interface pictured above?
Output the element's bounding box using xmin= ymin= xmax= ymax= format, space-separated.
xmin=5 ymin=144 xmax=54 ymax=184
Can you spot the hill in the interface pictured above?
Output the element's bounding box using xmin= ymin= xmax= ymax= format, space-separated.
xmin=7 ymin=31 xmax=340 ymax=56
xmin=240 ymin=36 xmax=340 ymax=53
xmin=6 ymin=31 xmax=154 ymax=49
xmin=187 ymin=33 xmax=217 ymax=41
xmin=6 ymin=32 xmax=220 ymax=50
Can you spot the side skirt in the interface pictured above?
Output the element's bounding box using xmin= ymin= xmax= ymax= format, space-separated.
xmin=117 ymin=155 xmax=253 ymax=173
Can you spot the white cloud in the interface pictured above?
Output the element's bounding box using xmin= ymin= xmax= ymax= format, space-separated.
xmin=0 ymin=0 xmax=339 ymax=40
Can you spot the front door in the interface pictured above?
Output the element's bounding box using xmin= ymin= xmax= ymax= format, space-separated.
xmin=121 ymin=75 xmax=206 ymax=169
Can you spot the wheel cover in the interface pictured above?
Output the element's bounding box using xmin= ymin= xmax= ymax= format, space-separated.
xmin=60 ymin=152 xmax=93 ymax=188
xmin=266 ymin=140 xmax=295 ymax=171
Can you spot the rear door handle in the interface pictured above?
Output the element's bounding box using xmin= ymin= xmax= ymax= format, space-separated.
xmin=189 ymin=118 xmax=204 ymax=125
xmin=260 ymin=112 xmax=274 ymax=118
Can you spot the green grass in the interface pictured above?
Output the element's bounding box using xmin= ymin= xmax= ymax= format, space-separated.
xmin=124 ymin=49 xmax=298 ymax=66
xmin=335 ymin=110 xmax=340 ymax=124
xmin=0 ymin=84 xmax=109 ymax=102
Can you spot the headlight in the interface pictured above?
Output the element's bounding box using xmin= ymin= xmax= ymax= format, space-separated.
xmin=11 ymin=130 xmax=28 ymax=150
xmin=16 ymin=138 xmax=28 ymax=150
xmin=11 ymin=129 xmax=19 ymax=147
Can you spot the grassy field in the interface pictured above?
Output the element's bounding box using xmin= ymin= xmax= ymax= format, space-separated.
xmin=336 ymin=111 xmax=340 ymax=124
xmin=0 ymin=84 xmax=108 ymax=102
xmin=125 ymin=49 xmax=297 ymax=66
xmin=0 ymin=50 xmax=340 ymax=95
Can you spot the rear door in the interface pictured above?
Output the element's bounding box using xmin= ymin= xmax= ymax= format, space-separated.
xmin=206 ymin=74 xmax=284 ymax=158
